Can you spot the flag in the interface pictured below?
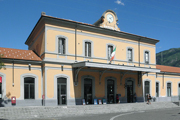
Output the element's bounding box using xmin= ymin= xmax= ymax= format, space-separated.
xmin=110 ymin=46 xmax=116 ymax=62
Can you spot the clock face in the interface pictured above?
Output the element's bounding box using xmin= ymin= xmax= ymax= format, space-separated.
xmin=107 ymin=14 xmax=114 ymax=23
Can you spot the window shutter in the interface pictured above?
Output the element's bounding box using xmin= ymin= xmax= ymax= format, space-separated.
xmin=111 ymin=46 xmax=113 ymax=54
xmin=145 ymin=52 xmax=149 ymax=63
xmin=63 ymin=39 xmax=65 ymax=54
xmin=128 ymin=49 xmax=132 ymax=61
xmin=88 ymin=42 xmax=91 ymax=57
xmin=85 ymin=42 xmax=87 ymax=56
xmin=108 ymin=46 xmax=111 ymax=59
xmin=59 ymin=39 xmax=62 ymax=54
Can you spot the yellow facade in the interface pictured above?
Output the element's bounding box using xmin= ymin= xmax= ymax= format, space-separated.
xmin=1 ymin=10 xmax=180 ymax=107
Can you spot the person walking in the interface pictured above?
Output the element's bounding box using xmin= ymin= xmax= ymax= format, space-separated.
xmin=147 ymin=94 xmax=151 ymax=105
xmin=149 ymin=94 xmax=151 ymax=104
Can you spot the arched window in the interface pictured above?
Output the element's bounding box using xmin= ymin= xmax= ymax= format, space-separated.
xmin=167 ymin=83 xmax=171 ymax=97
xmin=0 ymin=76 xmax=2 ymax=99
xmin=107 ymin=79 xmax=114 ymax=104
xmin=156 ymin=82 xmax=159 ymax=97
xmin=24 ymin=77 xmax=35 ymax=99
xmin=144 ymin=81 xmax=150 ymax=101
xmin=84 ymin=78 xmax=92 ymax=104
xmin=178 ymin=83 xmax=180 ymax=100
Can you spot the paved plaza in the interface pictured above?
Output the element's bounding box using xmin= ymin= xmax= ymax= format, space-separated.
xmin=0 ymin=102 xmax=179 ymax=120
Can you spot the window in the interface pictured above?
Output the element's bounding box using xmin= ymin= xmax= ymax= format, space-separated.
xmin=144 ymin=81 xmax=150 ymax=101
xmin=108 ymin=45 xmax=113 ymax=60
xmin=128 ymin=48 xmax=132 ymax=62
xmin=167 ymin=83 xmax=171 ymax=97
xmin=145 ymin=51 xmax=149 ymax=64
xmin=107 ymin=80 xmax=114 ymax=104
xmin=156 ymin=82 xmax=159 ymax=97
xmin=84 ymin=78 xmax=92 ymax=104
xmin=0 ymin=76 xmax=2 ymax=99
xmin=58 ymin=38 xmax=65 ymax=54
xmin=178 ymin=84 xmax=180 ymax=100
xmin=57 ymin=78 xmax=67 ymax=105
xmin=24 ymin=77 xmax=35 ymax=99
xmin=85 ymin=42 xmax=91 ymax=57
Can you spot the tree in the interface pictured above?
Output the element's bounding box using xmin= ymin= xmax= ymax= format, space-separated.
xmin=0 ymin=54 xmax=6 ymax=70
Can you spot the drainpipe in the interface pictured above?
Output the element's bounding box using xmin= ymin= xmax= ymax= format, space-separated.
xmin=163 ymin=72 xmax=164 ymax=89
xmin=12 ymin=59 xmax=14 ymax=87
xmin=75 ymin=24 xmax=77 ymax=62
xmin=138 ymin=38 xmax=141 ymax=67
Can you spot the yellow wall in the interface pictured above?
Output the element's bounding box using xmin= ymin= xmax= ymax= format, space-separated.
xmin=46 ymin=67 xmax=74 ymax=98
xmin=0 ymin=63 xmax=42 ymax=99
xmin=45 ymin=24 xmax=156 ymax=68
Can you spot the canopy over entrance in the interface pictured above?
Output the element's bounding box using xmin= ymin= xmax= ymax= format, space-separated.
xmin=72 ymin=61 xmax=160 ymax=85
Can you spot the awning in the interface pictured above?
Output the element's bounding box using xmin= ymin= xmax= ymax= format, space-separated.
xmin=72 ymin=61 xmax=160 ymax=73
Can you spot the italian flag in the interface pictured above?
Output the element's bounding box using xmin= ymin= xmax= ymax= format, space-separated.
xmin=110 ymin=47 xmax=116 ymax=62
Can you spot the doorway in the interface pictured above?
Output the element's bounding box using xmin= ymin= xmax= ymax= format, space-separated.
xmin=127 ymin=80 xmax=133 ymax=103
xmin=84 ymin=78 xmax=92 ymax=104
xmin=107 ymin=80 xmax=114 ymax=104
xmin=57 ymin=78 xmax=67 ymax=105
xmin=178 ymin=84 xmax=180 ymax=100
xmin=144 ymin=81 xmax=150 ymax=101
xmin=0 ymin=82 xmax=2 ymax=100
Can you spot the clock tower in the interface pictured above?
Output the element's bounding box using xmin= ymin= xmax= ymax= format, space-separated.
xmin=93 ymin=10 xmax=120 ymax=31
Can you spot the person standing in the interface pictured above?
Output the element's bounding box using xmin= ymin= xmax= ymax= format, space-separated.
xmin=134 ymin=93 xmax=137 ymax=103
xmin=147 ymin=94 xmax=151 ymax=105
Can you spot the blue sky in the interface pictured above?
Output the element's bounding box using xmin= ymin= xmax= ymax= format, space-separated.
xmin=0 ymin=0 xmax=180 ymax=53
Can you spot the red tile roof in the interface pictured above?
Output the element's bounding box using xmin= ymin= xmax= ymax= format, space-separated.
xmin=156 ymin=65 xmax=180 ymax=74
xmin=0 ymin=47 xmax=41 ymax=61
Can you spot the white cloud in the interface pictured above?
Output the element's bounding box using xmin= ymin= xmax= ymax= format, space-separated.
xmin=115 ymin=0 xmax=124 ymax=6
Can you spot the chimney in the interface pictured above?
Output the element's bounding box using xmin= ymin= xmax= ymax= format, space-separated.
xmin=41 ymin=12 xmax=46 ymax=16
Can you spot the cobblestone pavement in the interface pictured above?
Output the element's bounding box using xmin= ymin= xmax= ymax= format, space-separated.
xmin=0 ymin=102 xmax=179 ymax=120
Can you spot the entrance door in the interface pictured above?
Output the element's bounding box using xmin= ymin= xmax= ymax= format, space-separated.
xmin=178 ymin=84 xmax=180 ymax=100
xmin=84 ymin=78 xmax=92 ymax=104
xmin=144 ymin=81 xmax=150 ymax=101
xmin=127 ymin=80 xmax=133 ymax=103
xmin=57 ymin=78 xmax=67 ymax=105
xmin=0 ymin=82 xmax=2 ymax=100
xmin=107 ymin=80 xmax=114 ymax=104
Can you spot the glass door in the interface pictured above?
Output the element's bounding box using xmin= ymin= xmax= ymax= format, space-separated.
xmin=144 ymin=81 xmax=150 ymax=101
xmin=107 ymin=80 xmax=114 ymax=104
xmin=0 ymin=83 xmax=2 ymax=99
xmin=127 ymin=80 xmax=133 ymax=103
xmin=57 ymin=78 xmax=67 ymax=105
xmin=178 ymin=84 xmax=180 ymax=100
xmin=58 ymin=84 xmax=67 ymax=105
xmin=84 ymin=79 xmax=92 ymax=104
